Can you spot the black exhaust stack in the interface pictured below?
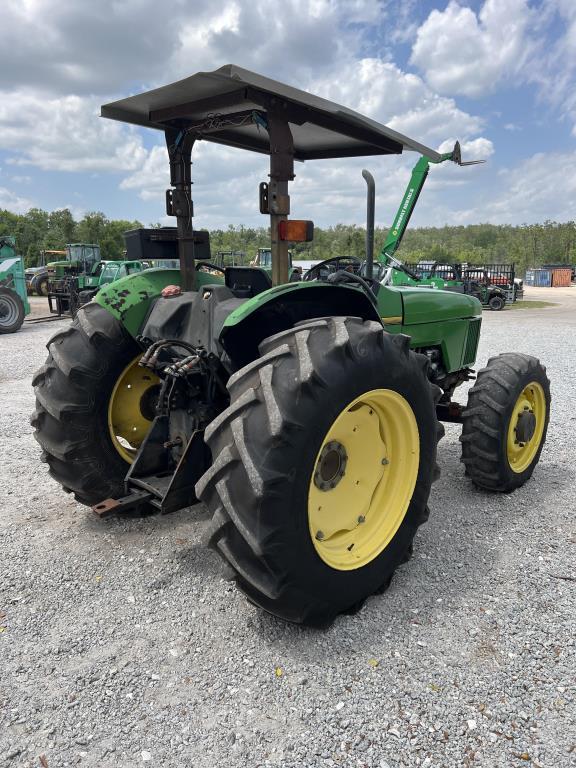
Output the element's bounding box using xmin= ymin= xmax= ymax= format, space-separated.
xmin=362 ymin=169 xmax=375 ymax=280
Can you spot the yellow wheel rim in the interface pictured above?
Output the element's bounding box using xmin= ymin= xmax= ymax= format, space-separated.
xmin=107 ymin=356 xmax=160 ymax=464
xmin=308 ymin=389 xmax=420 ymax=571
xmin=506 ymin=381 xmax=546 ymax=473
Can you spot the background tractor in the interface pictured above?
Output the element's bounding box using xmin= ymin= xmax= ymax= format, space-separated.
xmin=45 ymin=242 xmax=102 ymax=315
xmin=32 ymin=65 xmax=551 ymax=626
xmin=0 ymin=235 xmax=30 ymax=333
xmin=45 ymin=240 xmax=152 ymax=316
xmin=25 ymin=250 xmax=67 ymax=296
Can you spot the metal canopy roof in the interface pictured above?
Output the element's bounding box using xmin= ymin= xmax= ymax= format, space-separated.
xmin=101 ymin=65 xmax=442 ymax=162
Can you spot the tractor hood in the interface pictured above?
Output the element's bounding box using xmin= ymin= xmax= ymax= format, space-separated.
xmin=397 ymin=285 xmax=482 ymax=324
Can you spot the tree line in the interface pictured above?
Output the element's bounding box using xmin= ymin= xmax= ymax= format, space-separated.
xmin=1 ymin=208 xmax=575 ymax=274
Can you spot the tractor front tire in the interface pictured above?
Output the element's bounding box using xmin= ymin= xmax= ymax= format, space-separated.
xmin=460 ymin=353 xmax=550 ymax=492
xmin=196 ymin=317 xmax=443 ymax=626
xmin=0 ymin=287 xmax=25 ymax=334
xmin=488 ymin=294 xmax=505 ymax=311
xmin=31 ymin=303 xmax=146 ymax=505
xmin=35 ymin=275 xmax=49 ymax=296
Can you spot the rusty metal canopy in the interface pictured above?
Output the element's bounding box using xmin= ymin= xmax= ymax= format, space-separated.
xmin=101 ymin=64 xmax=441 ymax=162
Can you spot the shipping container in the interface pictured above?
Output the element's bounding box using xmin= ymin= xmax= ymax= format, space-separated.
xmin=526 ymin=269 xmax=552 ymax=287
xmin=551 ymin=267 xmax=572 ymax=287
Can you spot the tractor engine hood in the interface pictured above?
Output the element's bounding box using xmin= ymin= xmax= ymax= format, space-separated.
xmin=396 ymin=285 xmax=482 ymax=324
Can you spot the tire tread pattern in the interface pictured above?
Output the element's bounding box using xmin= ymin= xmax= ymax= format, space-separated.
xmin=196 ymin=317 xmax=443 ymax=625
xmin=460 ymin=352 xmax=550 ymax=492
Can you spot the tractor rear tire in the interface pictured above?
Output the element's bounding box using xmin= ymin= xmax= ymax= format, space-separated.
xmin=31 ymin=303 xmax=143 ymax=505
xmin=196 ymin=317 xmax=444 ymax=626
xmin=0 ymin=287 xmax=25 ymax=334
xmin=460 ymin=353 xmax=550 ymax=492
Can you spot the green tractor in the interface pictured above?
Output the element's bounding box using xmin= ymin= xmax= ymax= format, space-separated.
xmin=25 ymin=250 xmax=67 ymax=296
xmin=46 ymin=243 xmax=102 ymax=315
xmin=32 ymin=66 xmax=551 ymax=626
xmin=0 ymin=235 xmax=30 ymax=333
xmin=46 ymin=242 xmax=150 ymax=316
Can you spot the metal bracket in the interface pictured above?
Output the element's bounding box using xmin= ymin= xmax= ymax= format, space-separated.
xmin=92 ymin=418 xmax=210 ymax=518
xmin=166 ymin=189 xmax=194 ymax=218
xmin=259 ymin=182 xmax=269 ymax=214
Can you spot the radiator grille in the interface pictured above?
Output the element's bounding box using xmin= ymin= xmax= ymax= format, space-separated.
xmin=463 ymin=318 xmax=481 ymax=366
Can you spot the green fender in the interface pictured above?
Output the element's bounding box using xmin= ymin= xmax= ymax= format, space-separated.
xmin=94 ymin=267 xmax=223 ymax=338
xmin=95 ymin=271 xmax=482 ymax=374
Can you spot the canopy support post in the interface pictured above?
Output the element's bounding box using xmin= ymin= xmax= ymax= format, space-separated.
xmin=165 ymin=129 xmax=197 ymax=292
xmin=267 ymin=113 xmax=295 ymax=286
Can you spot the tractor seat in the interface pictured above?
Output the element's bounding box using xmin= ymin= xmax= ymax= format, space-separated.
xmin=225 ymin=266 xmax=272 ymax=298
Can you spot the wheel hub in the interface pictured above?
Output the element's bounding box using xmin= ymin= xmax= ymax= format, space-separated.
xmin=506 ymin=382 xmax=546 ymax=473
xmin=308 ymin=389 xmax=420 ymax=571
xmin=515 ymin=409 xmax=536 ymax=444
xmin=139 ymin=384 xmax=161 ymax=422
xmin=314 ymin=441 xmax=347 ymax=491
xmin=108 ymin=357 xmax=160 ymax=463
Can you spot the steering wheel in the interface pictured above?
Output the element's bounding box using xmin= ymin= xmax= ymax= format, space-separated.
xmin=195 ymin=261 xmax=226 ymax=275
xmin=383 ymin=253 xmax=420 ymax=281
xmin=303 ymin=256 xmax=362 ymax=282
xmin=326 ymin=270 xmax=379 ymax=306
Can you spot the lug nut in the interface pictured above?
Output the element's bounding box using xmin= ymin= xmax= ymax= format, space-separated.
xmin=315 ymin=531 xmax=325 ymax=541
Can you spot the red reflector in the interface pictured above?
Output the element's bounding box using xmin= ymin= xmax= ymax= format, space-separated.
xmin=161 ymin=285 xmax=182 ymax=297
xmin=278 ymin=220 xmax=314 ymax=242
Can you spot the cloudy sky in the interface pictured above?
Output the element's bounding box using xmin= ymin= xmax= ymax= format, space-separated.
xmin=1 ymin=0 xmax=575 ymax=229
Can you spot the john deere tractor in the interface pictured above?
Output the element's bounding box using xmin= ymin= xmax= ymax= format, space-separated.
xmin=32 ymin=66 xmax=550 ymax=626
xmin=46 ymin=243 xmax=102 ymax=315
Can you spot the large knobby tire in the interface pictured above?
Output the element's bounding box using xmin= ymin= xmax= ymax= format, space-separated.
xmin=196 ymin=317 xmax=444 ymax=626
xmin=34 ymin=275 xmax=49 ymax=296
xmin=488 ymin=294 xmax=505 ymax=311
xmin=0 ymin=287 xmax=25 ymax=334
xmin=460 ymin=353 xmax=550 ymax=492
xmin=31 ymin=303 xmax=146 ymax=505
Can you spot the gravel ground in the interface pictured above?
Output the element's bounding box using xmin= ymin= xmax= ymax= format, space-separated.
xmin=1 ymin=288 xmax=575 ymax=768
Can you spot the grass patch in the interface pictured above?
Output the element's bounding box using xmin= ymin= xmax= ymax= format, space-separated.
xmin=507 ymin=300 xmax=557 ymax=310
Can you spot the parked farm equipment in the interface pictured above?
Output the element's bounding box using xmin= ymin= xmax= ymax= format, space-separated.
xmin=32 ymin=65 xmax=551 ymax=626
xmin=386 ymin=259 xmax=519 ymax=309
xmin=0 ymin=235 xmax=30 ymax=333
xmin=25 ymin=250 xmax=67 ymax=296
xmin=44 ymin=241 xmax=156 ymax=316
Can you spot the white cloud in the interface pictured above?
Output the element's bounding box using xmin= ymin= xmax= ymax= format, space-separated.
xmin=0 ymin=186 xmax=34 ymax=213
xmin=311 ymin=58 xmax=485 ymax=145
xmin=0 ymin=92 xmax=147 ymax=172
xmin=2 ymin=0 xmax=381 ymax=97
xmin=410 ymin=0 xmax=534 ymax=97
xmin=120 ymin=146 xmax=168 ymax=201
xmin=457 ymin=149 xmax=576 ymax=224
xmin=438 ymin=137 xmax=494 ymax=161
xmin=537 ymin=1 xmax=576 ymax=134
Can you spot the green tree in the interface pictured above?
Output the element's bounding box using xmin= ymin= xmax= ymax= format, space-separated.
xmin=76 ymin=212 xmax=109 ymax=245
xmin=47 ymin=209 xmax=76 ymax=247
